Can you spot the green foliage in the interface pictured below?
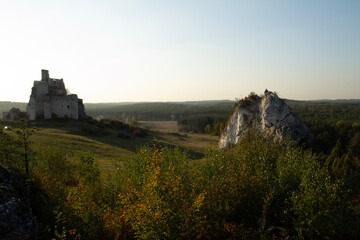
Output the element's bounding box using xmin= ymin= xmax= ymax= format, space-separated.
xmin=291 ymin=169 xmax=346 ymax=239
xmin=79 ymin=151 xmax=100 ymax=184
xmin=288 ymin=100 xmax=360 ymax=155
xmin=0 ymin=119 xmax=38 ymax=175
xmin=204 ymin=124 xmax=211 ymax=134
xmin=177 ymin=116 xmax=226 ymax=135
xmin=0 ymin=128 xmax=17 ymax=167
xmin=53 ymin=207 xmax=81 ymax=240
xmin=193 ymin=131 xmax=360 ymax=239
xmin=119 ymin=144 xmax=205 ymax=239
xmin=14 ymin=119 xmax=38 ymax=176
xmin=348 ymin=131 xmax=360 ymax=160
xmin=30 ymin=145 xmax=107 ymax=239
xmin=1 ymin=115 xmax=360 ymax=239
xmin=288 ymin=100 xmax=360 ymax=125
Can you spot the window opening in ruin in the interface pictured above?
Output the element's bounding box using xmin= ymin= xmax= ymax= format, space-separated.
xmin=67 ymin=105 xmax=70 ymax=109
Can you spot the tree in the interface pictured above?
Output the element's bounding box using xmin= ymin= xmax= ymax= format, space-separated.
xmin=205 ymin=124 xmax=212 ymax=134
xmin=219 ymin=122 xmax=225 ymax=135
xmin=0 ymin=128 xmax=16 ymax=166
xmin=348 ymin=132 xmax=360 ymax=159
xmin=14 ymin=119 xmax=38 ymax=176
xmin=212 ymin=122 xmax=220 ymax=136
xmin=121 ymin=113 xmax=128 ymax=123
xmin=130 ymin=115 xmax=137 ymax=124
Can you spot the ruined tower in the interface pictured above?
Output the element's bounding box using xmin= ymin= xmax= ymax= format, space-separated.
xmin=26 ymin=70 xmax=87 ymax=120
xmin=41 ymin=69 xmax=49 ymax=81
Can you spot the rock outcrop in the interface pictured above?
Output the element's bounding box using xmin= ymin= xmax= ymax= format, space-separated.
xmin=0 ymin=165 xmax=37 ymax=239
xmin=219 ymin=90 xmax=314 ymax=148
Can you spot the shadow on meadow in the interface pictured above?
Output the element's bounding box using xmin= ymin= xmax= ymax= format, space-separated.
xmin=31 ymin=118 xmax=209 ymax=160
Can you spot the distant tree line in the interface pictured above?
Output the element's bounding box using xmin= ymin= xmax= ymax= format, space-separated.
xmin=288 ymin=101 xmax=360 ymax=125
xmin=85 ymin=101 xmax=234 ymax=121
xmin=177 ymin=115 xmax=226 ymax=136
xmin=287 ymin=101 xmax=360 ymax=155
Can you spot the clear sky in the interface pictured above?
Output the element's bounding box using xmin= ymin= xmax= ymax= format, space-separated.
xmin=0 ymin=0 xmax=359 ymax=103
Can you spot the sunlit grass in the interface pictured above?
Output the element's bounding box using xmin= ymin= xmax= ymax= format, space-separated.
xmin=1 ymin=120 xmax=219 ymax=173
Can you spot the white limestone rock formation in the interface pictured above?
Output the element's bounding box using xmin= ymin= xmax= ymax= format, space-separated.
xmin=26 ymin=70 xmax=87 ymax=120
xmin=219 ymin=90 xmax=314 ymax=148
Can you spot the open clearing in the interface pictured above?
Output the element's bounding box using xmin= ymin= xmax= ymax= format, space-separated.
xmin=137 ymin=121 xmax=178 ymax=132
xmin=137 ymin=121 xmax=219 ymax=159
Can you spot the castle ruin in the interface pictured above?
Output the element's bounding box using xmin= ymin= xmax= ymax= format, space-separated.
xmin=26 ymin=70 xmax=87 ymax=120
xmin=3 ymin=108 xmax=28 ymax=121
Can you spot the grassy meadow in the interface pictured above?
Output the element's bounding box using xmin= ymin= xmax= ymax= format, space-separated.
xmin=1 ymin=119 xmax=218 ymax=173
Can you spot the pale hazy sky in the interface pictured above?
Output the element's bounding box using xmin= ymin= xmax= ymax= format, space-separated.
xmin=0 ymin=0 xmax=359 ymax=103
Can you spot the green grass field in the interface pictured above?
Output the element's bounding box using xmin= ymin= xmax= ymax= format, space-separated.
xmin=1 ymin=119 xmax=219 ymax=173
xmin=137 ymin=120 xmax=178 ymax=132
xmin=136 ymin=120 xmax=219 ymax=159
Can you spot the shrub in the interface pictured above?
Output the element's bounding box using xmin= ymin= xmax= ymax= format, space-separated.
xmin=118 ymin=144 xmax=206 ymax=239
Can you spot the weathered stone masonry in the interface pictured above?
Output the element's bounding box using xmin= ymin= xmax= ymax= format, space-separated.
xmin=26 ymin=70 xmax=87 ymax=120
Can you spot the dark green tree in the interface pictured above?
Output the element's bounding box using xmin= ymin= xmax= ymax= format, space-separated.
xmin=0 ymin=128 xmax=17 ymax=166
xmin=14 ymin=119 xmax=38 ymax=176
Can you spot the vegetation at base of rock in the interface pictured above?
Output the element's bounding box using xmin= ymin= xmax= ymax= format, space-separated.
xmin=1 ymin=119 xmax=360 ymax=239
